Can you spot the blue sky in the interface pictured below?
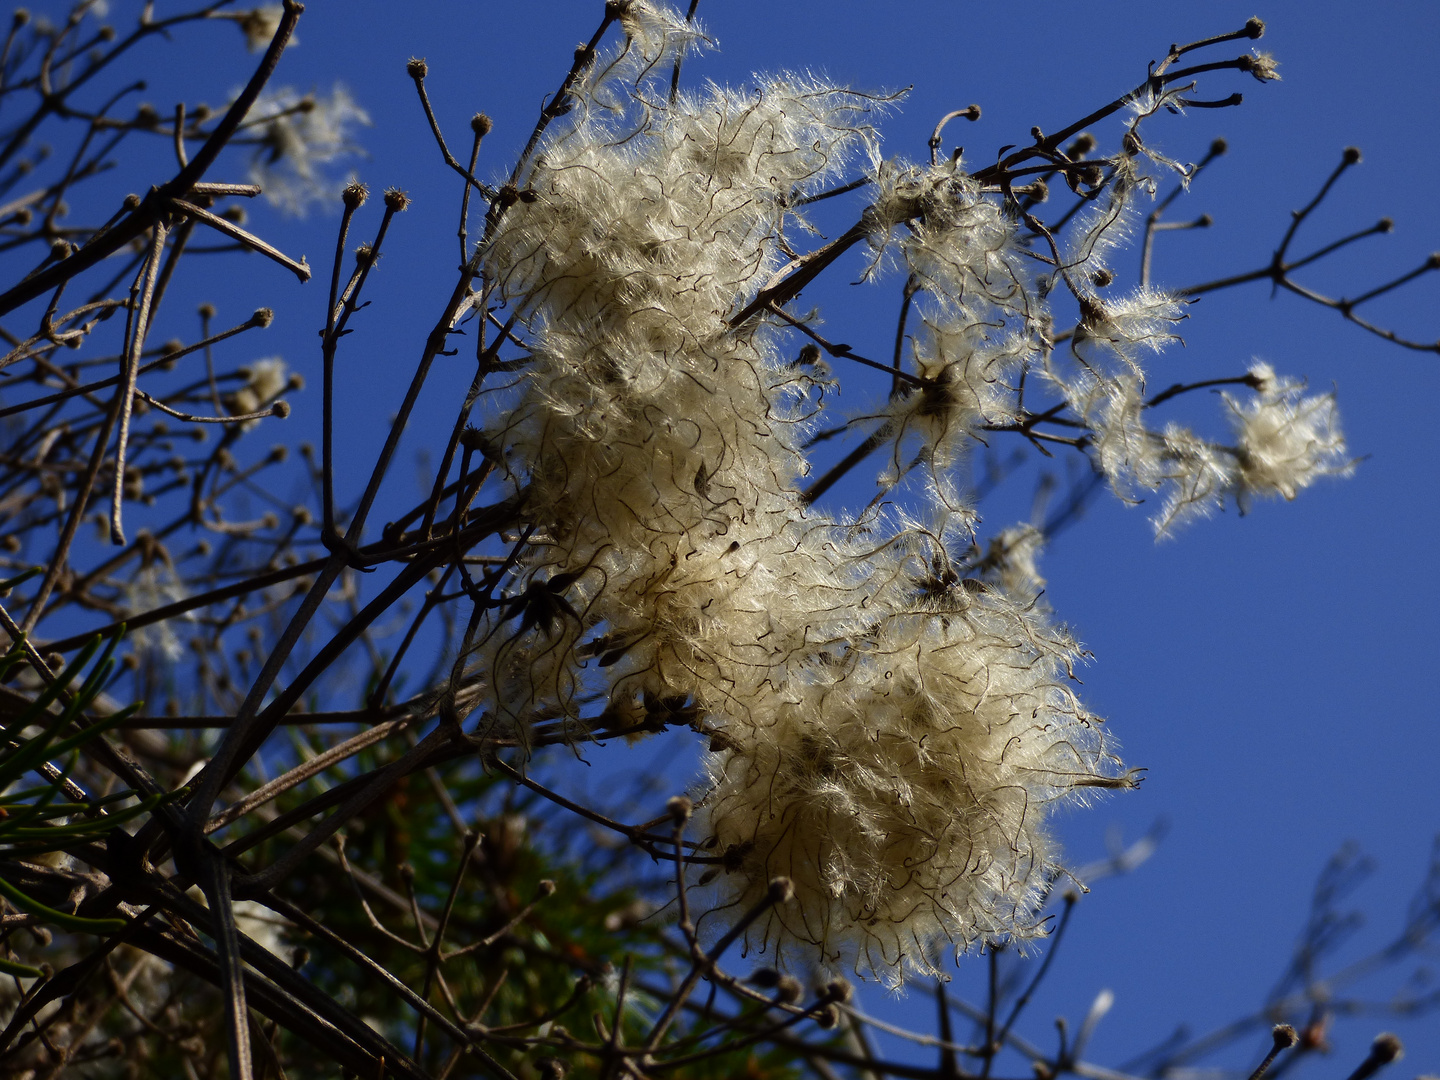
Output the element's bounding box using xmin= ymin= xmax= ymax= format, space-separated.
xmin=27 ymin=1 xmax=1440 ymax=1073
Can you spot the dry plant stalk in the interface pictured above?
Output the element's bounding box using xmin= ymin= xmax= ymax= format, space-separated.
xmin=0 ymin=3 xmax=1435 ymax=1079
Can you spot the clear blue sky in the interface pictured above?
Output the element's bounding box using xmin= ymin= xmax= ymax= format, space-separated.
xmin=38 ymin=1 xmax=1440 ymax=1073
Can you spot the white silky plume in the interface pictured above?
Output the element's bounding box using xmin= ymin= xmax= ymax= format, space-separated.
xmin=470 ymin=2 xmax=1327 ymax=986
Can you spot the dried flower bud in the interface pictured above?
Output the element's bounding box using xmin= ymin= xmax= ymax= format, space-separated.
xmin=748 ymin=968 xmax=781 ymax=988
xmin=1343 ymin=146 xmax=1362 ymax=165
xmin=135 ymin=103 xmax=160 ymax=129
xmin=343 ymin=181 xmax=369 ymax=209
xmin=1245 ymin=16 xmax=1265 ymax=38
xmin=471 ymin=112 xmax=493 ymax=136
xmin=406 ymin=56 xmax=428 ymax=79
xmin=1271 ymin=1025 xmax=1299 ymax=1049
xmin=814 ymin=1004 xmax=840 ymax=1029
xmin=98 ymin=25 xmax=114 ymax=41
xmin=775 ymin=975 xmax=803 ymax=1003
xmin=767 ymin=877 xmax=795 ymax=905
xmin=667 ymin=795 xmax=693 ymax=823
xmin=1369 ymin=1034 xmax=1403 ymax=1064
xmin=820 ymin=977 xmax=853 ymax=1003
xmin=384 ymin=187 xmax=410 ymax=212
xmin=252 ymin=307 xmax=275 ymax=328
xmin=198 ymin=303 xmax=216 ymax=320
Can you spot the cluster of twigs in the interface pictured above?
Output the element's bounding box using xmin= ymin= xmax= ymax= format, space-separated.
xmin=0 ymin=3 xmax=1435 ymax=1078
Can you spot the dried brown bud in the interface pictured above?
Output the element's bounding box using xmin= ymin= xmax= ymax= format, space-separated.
xmin=406 ymin=56 xmax=428 ymax=79
xmin=135 ymin=103 xmax=160 ymax=129
xmin=776 ymin=975 xmax=803 ymax=1003
xmin=537 ymin=879 xmax=557 ymax=897
xmin=1092 ymin=269 xmax=1114 ymax=288
xmin=1068 ymin=132 xmax=1097 ymax=158
xmin=383 ymin=187 xmax=410 ymax=212
xmin=222 ymin=204 xmax=247 ymax=225
xmin=1021 ymin=178 xmax=1049 ymax=202
xmin=13 ymin=10 xmax=29 ymax=28
xmin=197 ymin=302 xmax=216 ymax=320
xmin=1369 ymin=1033 xmax=1403 ymax=1064
xmin=1271 ymin=1025 xmax=1299 ymax=1049
xmin=768 ymin=877 xmax=795 ymax=905
xmin=667 ymin=795 xmax=693 ymax=823
xmin=98 ymin=24 xmax=114 ymax=40
xmin=1209 ymin=137 xmax=1229 ymax=156
xmin=796 ymin=343 xmax=822 ymax=366
xmin=1343 ymin=146 xmax=1362 ymax=165
xmin=821 ymin=977 xmax=853 ymax=1004
xmin=342 ymin=181 xmax=369 ymax=209
xmin=471 ymin=112 xmax=493 ymax=136
xmin=252 ymin=307 xmax=274 ymax=328
xmin=1245 ymin=16 xmax=1265 ymax=38
xmin=814 ymin=1004 xmax=840 ymax=1030
xmin=1377 ymin=217 xmax=1394 ymax=233
xmin=748 ymin=968 xmax=782 ymax=988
